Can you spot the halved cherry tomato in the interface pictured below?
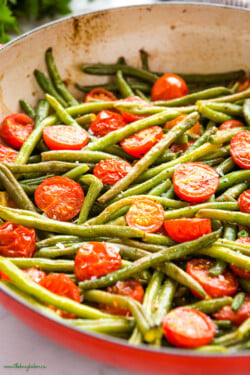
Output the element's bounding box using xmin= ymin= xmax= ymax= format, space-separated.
xmin=164 ymin=218 xmax=211 ymax=243
xmin=238 ymin=190 xmax=250 ymax=214
xmin=119 ymin=96 xmax=150 ymax=123
xmin=23 ymin=267 xmax=46 ymax=283
xmin=120 ymin=126 xmax=164 ymax=158
xmin=219 ymin=120 xmax=245 ymax=131
xmin=84 ymin=88 xmax=117 ymax=103
xmin=0 ymin=222 xmax=36 ymax=258
xmin=0 ymin=113 xmax=34 ymax=149
xmin=162 ymin=307 xmax=216 ymax=348
xmin=187 ymin=258 xmax=239 ymax=298
xmin=93 ymin=159 xmax=132 ymax=185
xmin=0 ymin=144 xmax=18 ymax=163
xmin=35 ymin=176 xmax=84 ymax=221
xmin=43 ymin=125 xmax=89 ymax=150
xmin=213 ymin=295 xmax=250 ymax=326
xmin=237 ymin=78 xmax=250 ymax=93
xmin=89 ymin=110 xmax=126 ymax=137
xmin=126 ymin=198 xmax=164 ymax=233
xmin=100 ymin=280 xmax=144 ymax=316
xmin=39 ymin=273 xmax=80 ymax=318
xmin=151 ymin=74 xmax=188 ymax=101
xmin=230 ymin=131 xmax=250 ymax=169
xmin=230 ymin=238 xmax=250 ymax=279
xmin=170 ymin=142 xmax=190 ymax=154
xmin=74 ymin=242 xmax=122 ymax=281
xmin=165 ymin=114 xmax=201 ymax=136
xmin=173 ymin=162 xmax=219 ymax=203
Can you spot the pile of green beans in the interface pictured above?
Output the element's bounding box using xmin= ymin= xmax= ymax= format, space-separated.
xmin=0 ymin=48 xmax=249 ymax=352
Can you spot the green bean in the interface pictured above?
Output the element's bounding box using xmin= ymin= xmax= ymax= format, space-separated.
xmin=116 ymin=70 xmax=134 ymax=97
xmin=114 ymin=103 xmax=198 ymax=115
xmin=154 ymin=151 xmax=178 ymax=164
xmin=19 ymin=100 xmax=35 ymax=118
xmin=216 ymin=239 xmax=250 ymax=255
xmin=178 ymin=71 xmax=245 ymax=84
xmin=215 ymin=157 xmax=236 ymax=177
xmin=62 ymin=164 xmax=89 ymax=180
xmin=139 ymin=49 xmax=149 ymax=71
xmin=9 ymin=258 xmax=74 ymax=272
xmin=79 ymin=231 xmax=220 ymax=290
xmin=75 ymin=81 xmax=151 ymax=94
xmin=199 ymin=145 xmax=230 ymax=162
xmin=105 ymin=144 xmax=135 ymax=161
xmin=111 ymin=238 xmax=175 ymax=252
xmin=41 ymin=150 xmax=120 ymax=163
xmin=210 ymin=127 xmax=246 ymax=145
xmin=5 ymin=161 xmax=85 ymax=175
xmin=195 ymin=345 xmax=227 ymax=353
xmin=143 ymin=233 xmax=176 ymax=246
xmin=202 ymin=88 xmax=250 ymax=104
xmin=239 ymin=279 xmax=250 ymax=294
xmin=238 ymin=229 xmax=250 ymax=238
xmin=36 ymin=235 xmax=84 ymax=249
xmin=227 ymin=341 xmax=250 ymax=352
xmin=34 ymin=70 xmax=67 ymax=107
xmin=28 ymin=155 xmax=41 ymax=164
xmin=223 ymin=223 xmax=237 ymax=241
xmin=213 ymin=317 xmax=250 ymax=346
xmin=243 ymin=98 xmax=250 ymax=126
xmin=186 ymin=297 xmax=233 ymax=314
xmin=76 ymin=113 xmax=96 ymax=128
xmin=135 ymin=89 xmax=149 ymax=102
xmin=197 ymin=209 xmax=250 ymax=227
xmin=184 ymin=127 xmax=217 ymax=155
xmin=217 ymin=170 xmax=250 ymax=192
xmin=35 ymin=99 xmax=50 ymax=128
xmin=148 ymin=180 xmax=172 ymax=196
xmin=206 ymin=102 xmax=243 ymax=117
xmin=20 ymin=174 xmax=55 ymax=186
xmin=198 ymin=102 xmax=233 ymax=123
xmin=208 ymin=260 xmax=227 ymax=277
xmin=78 ymin=175 xmax=103 ymax=224
xmin=232 ymin=293 xmax=245 ymax=312
xmin=216 ymin=182 xmax=249 ymax=202
xmin=162 ymin=185 xmax=175 ymax=199
xmin=214 ymin=320 xmax=233 ymax=329
xmin=45 ymin=48 xmax=78 ymax=106
xmin=45 ymin=94 xmax=81 ymax=128
xmin=108 ymin=216 xmax=126 ymax=226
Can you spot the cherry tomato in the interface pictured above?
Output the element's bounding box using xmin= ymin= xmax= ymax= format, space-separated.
xmin=0 ymin=113 xmax=34 ymax=149
xmin=35 ymin=176 xmax=84 ymax=221
xmin=173 ymin=162 xmax=219 ymax=203
xmin=165 ymin=114 xmax=201 ymax=136
xmin=100 ymin=280 xmax=144 ymax=316
xmin=43 ymin=125 xmax=89 ymax=150
xmin=0 ymin=144 xmax=18 ymax=163
xmin=22 ymin=267 xmax=46 ymax=283
xmin=230 ymin=238 xmax=250 ymax=279
xmin=151 ymin=74 xmax=188 ymax=101
xmin=219 ymin=120 xmax=245 ymax=131
xmin=84 ymin=88 xmax=117 ymax=103
xmin=39 ymin=273 xmax=80 ymax=318
xmin=0 ymin=222 xmax=36 ymax=258
xmin=89 ymin=110 xmax=126 ymax=137
xmin=120 ymin=126 xmax=164 ymax=158
xmin=164 ymin=218 xmax=211 ymax=243
xmin=126 ymin=198 xmax=164 ymax=233
xmin=170 ymin=142 xmax=190 ymax=154
xmin=93 ymin=159 xmax=132 ymax=185
xmin=187 ymin=258 xmax=239 ymax=298
xmin=230 ymin=131 xmax=250 ymax=169
xmin=0 ymin=271 xmax=10 ymax=280
xmin=119 ymin=96 xmax=150 ymax=123
xmin=162 ymin=307 xmax=216 ymax=348
xmin=213 ymin=295 xmax=250 ymax=326
xmin=237 ymin=78 xmax=250 ymax=93
xmin=74 ymin=242 xmax=122 ymax=281
xmin=238 ymin=190 xmax=250 ymax=214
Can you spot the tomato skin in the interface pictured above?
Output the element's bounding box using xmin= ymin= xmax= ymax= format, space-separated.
xmin=93 ymin=159 xmax=132 ymax=185
xmin=100 ymin=280 xmax=144 ymax=316
xmin=229 ymin=238 xmax=250 ymax=279
xmin=162 ymin=307 xmax=216 ymax=348
xmin=35 ymin=176 xmax=84 ymax=221
xmin=187 ymin=258 xmax=239 ymax=298
xmin=74 ymin=242 xmax=122 ymax=282
xmin=0 ymin=222 xmax=36 ymax=258
xmin=120 ymin=126 xmax=164 ymax=158
xmin=43 ymin=125 xmax=89 ymax=150
xmin=89 ymin=110 xmax=126 ymax=137
xmin=165 ymin=114 xmax=201 ymax=136
xmin=213 ymin=295 xmax=250 ymax=326
xmin=22 ymin=267 xmax=46 ymax=283
xmin=0 ymin=144 xmax=18 ymax=163
xmin=170 ymin=142 xmax=190 ymax=154
xmin=238 ymin=190 xmax=250 ymax=214
xmin=0 ymin=113 xmax=34 ymax=149
xmin=119 ymin=96 xmax=149 ymax=123
xmin=39 ymin=273 xmax=80 ymax=318
xmin=164 ymin=218 xmax=211 ymax=243
xmin=84 ymin=88 xmax=117 ymax=103
xmin=173 ymin=162 xmax=219 ymax=203
xmin=126 ymin=198 xmax=164 ymax=233
xmin=151 ymin=74 xmax=188 ymax=101
xmin=237 ymin=78 xmax=250 ymax=93
xmin=230 ymin=131 xmax=250 ymax=169
xmin=219 ymin=120 xmax=245 ymax=131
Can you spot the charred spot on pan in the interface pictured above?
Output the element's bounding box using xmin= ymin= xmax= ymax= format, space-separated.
xmin=182 ymin=9 xmax=187 ymax=13
xmin=72 ymin=17 xmax=80 ymax=40
xmin=170 ymin=25 xmax=176 ymax=30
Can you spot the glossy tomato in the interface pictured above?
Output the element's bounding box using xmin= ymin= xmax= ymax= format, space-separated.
xmin=162 ymin=307 xmax=216 ymax=348
xmin=230 ymin=238 xmax=250 ymax=279
xmin=187 ymin=258 xmax=239 ymax=298
xmin=164 ymin=218 xmax=211 ymax=243
xmin=120 ymin=126 xmax=164 ymax=158
xmin=0 ymin=222 xmax=36 ymax=258
xmin=237 ymin=78 xmax=250 ymax=93
xmin=23 ymin=267 xmax=46 ymax=283
xmin=173 ymin=162 xmax=219 ymax=203
xmin=35 ymin=176 xmax=84 ymax=221
xmin=0 ymin=144 xmax=18 ymax=163
xmin=165 ymin=114 xmax=201 ymax=136
xmin=151 ymin=74 xmax=188 ymax=101
xmin=89 ymin=110 xmax=126 ymax=137
xmin=219 ymin=120 xmax=245 ymax=131
xmin=43 ymin=125 xmax=89 ymax=150
xmin=213 ymin=295 xmax=250 ymax=326
xmin=93 ymin=159 xmax=132 ymax=185
xmin=230 ymin=131 xmax=250 ymax=169
xmin=74 ymin=242 xmax=122 ymax=281
xmin=126 ymin=198 xmax=164 ymax=233
xmin=84 ymin=88 xmax=117 ymax=103
xmin=238 ymin=190 xmax=250 ymax=214
xmin=0 ymin=113 xmax=34 ymax=149
xmin=119 ymin=96 xmax=150 ymax=123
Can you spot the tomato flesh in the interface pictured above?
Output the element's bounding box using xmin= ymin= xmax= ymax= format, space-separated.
xmin=151 ymin=74 xmax=188 ymax=101
xmin=23 ymin=267 xmax=46 ymax=283
xmin=0 ymin=144 xmax=18 ymax=163
xmin=213 ymin=295 xmax=250 ymax=326
xmin=164 ymin=218 xmax=211 ymax=243
xmin=238 ymin=190 xmax=250 ymax=214
xmin=230 ymin=238 xmax=250 ymax=279
xmin=187 ymin=258 xmax=239 ymax=298
xmin=126 ymin=198 xmax=164 ymax=233
xmin=162 ymin=307 xmax=216 ymax=348
xmin=173 ymin=162 xmax=219 ymax=203
xmin=165 ymin=114 xmax=201 ymax=136
xmin=0 ymin=222 xmax=36 ymax=258
xmin=89 ymin=110 xmax=126 ymax=137
xmin=120 ymin=126 xmax=164 ymax=158
xmin=93 ymin=159 xmax=132 ymax=185
xmin=219 ymin=120 xmax=245 ymax=131
xmin=35 ymin=176 xmax=84 ymax=221
xmin=43 ymin=125 xmax=89 ymax=150
xmin=0 ymin=113 xmax=34 ymax=149
xmin=230 ymin=131 xmax=250 ymax=169
xmin=119 ymin=96 xmax=150 ymax=123
xmin=84 ymin=88 xmax=117 ymax=103
xmin=74 ymin=242 xmax=122 ymax=281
